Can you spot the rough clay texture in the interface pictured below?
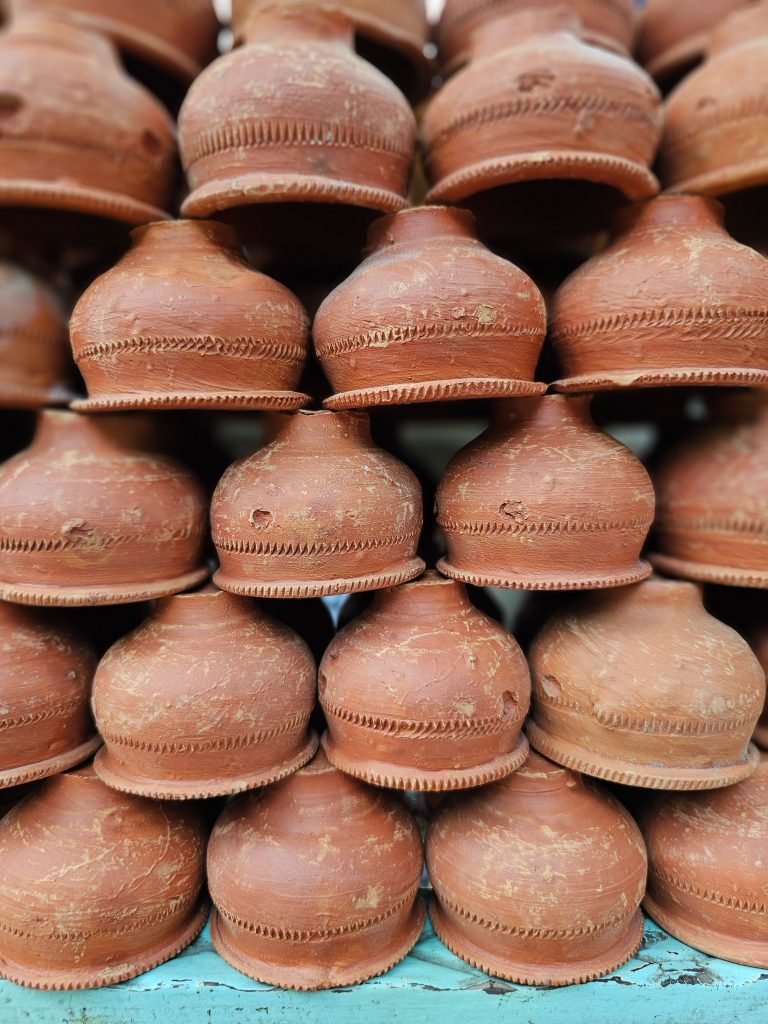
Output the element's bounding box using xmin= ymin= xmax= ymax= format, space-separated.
xmin=207 ymin=749 xmax=425 ymax=990
xmin=528 ymin=576 xmax=766 ymax=788
xmin=635 ymin=0 xmax=750 ymax=84
xmin=422 ymin=8 xmax=661 ymax=204
xmin=315 ymin=206 xmax=546 ymax=408
xmin=92 ymin=586 xmax=318 ymax=798
xmin=435 ymin=394 xmax=655 ymax=590
xmin=637 ymin=756 xmax=768 ymax=967
xmin=748 ymin=621 xmax=768 ymax=750
xmin=70 ymin=220 xmax=310 ymax=411
xmin=212 ymin=410 xmax=424 ymax=597
xmin=0 ymin=767 xmax=208 ymax=989
xmin=427 ymin=752 xmax=648 ymax=985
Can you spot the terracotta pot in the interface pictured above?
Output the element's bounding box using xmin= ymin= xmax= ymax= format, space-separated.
xmin=427 ymin=751 xmax=647 ymax=985
xmin=93 ymin=586 xmax=318 ymax=799
xmin=436 ymin=395 xmax=654 ymax=590
xmin=0 ymin=602 xmax=100 ymax=788
xmin=0 ymin=410 xmax=208 ymax=606
xmin=0 ymin=261 xmax=73 ymax=408
xmin=637 ymin=756 xmax=768 ymax=967
xmin=422 ymin=8 xmax=661 ymax=205
xmin=70 ymin=220 xmax=311 ymax=412
xmin=528 ymin=576 xmax=764 ymax=789
xmin=550 ymin=195 xmax=768 ymax=392
xmin=748 ymin=622 xmax=768 ymax=749
xmin=207 ymin=749 xmax=425 ymax=990
xmin=652 ymin=396 xmax=768 ymax=587
xmin=660 ymin=2 xmax=768 ymax=197
xmin=0 ymin=12 xmax=176 ymax=224
xmin=314 ymin=206 xmax=547 ymax=409
xmin=179 ymin=5 xmax=416 ymax=219
xmin=212 ymin=410 xmax=424 ymax=598
xmin=320 ymin=571 xmax=530 ymax=790
xmin=0 ymin=766 xmax=208 ymax=989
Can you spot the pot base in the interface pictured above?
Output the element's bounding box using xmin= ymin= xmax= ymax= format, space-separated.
xmin=643 ymin=894 xmax=768 ymax=970
xmin=553 ymin=367 xmax=768 ymax=394
xmin=666 ymin=156 xmax=768 ymax=201
xmin=0 ymin=735 xmax=102 ymax=789
xmin=0 ymin=565 xmax=209 ymax=607
xmin=651 ymin=553 xmax=768 ymax=589
xmin=437 ymin=558 xmax=651 ymax=592
xmin=0 ymin=178 xmax=169 ymax=227
xmin=214 ymin=559 xmax=425 ymax=599
xmin=72 ymin=389 xmax=311 ymax=413
xmin=323 ymin=378 xmax=546 ymax=410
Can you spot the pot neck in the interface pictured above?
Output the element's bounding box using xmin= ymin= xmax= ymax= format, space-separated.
xmin=708 ymin=3 xmax=768 ymax=59
xmin=274 ymin=410 xmax=372 ymax=453
xmin=29 ymin=410 xmax=128 ymax=457
xmin=7 ymin=10 xmax=120 ymax=65
xmin=370 ymin=571 xmax=473 ymax=619
xmin=496 ymin=751 xmax=574 ymax=795
xmin=614 ymin=194 xmax=726 ymax=240
xmin=151 ymin=587 xmax=257 ymax=629
xmin=469 ymin=7 xmax=582 ymax=61
xmin=366 ymin=206 xmax=477 ymax=254
xmin=589 ymin=575 xmax=704 ymax=619
xmin=129 ymin=219 xmax=241 ymax=259
xmin=491 ymin=395 xmax=594 ymax=434
xmin=241 ymin=4 xmax=355 ymax=50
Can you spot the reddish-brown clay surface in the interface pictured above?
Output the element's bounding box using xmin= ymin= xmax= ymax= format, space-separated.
xmin=212 ymin=410 xmax=424 ymax=598
xmin=315 ymin=206 xmax=547 ymax=409
xmin=70 ymin=220 xmax=311 ymax=412
xmin=422 ymin=8 xmax=661 ymax=204
xmin=93 ymin=586 xmax=318 ymax=799
xmin=748 ymin=621 xmax=768 ymax=749
xmin=551 ymin=195 xmax=768 ymax=392
xmin=436 ymin=395 xmax=654 ymax=590
xmin=528 ymin=576 xmax=764 ymax=789
xmin=320 ymin=571 xmax=531 ymax=790
xmin=0 ymin=602 xmax=100 ymax=788
xmin=0 ymin=12 xmax=176 ymax=224
xmin=0 ymin=410 xmax=208 ymax=606
xmin=637 ymin=756 xmax=768 ymax=967
xmin=207 ymin=749 xmax=425 ymax=990
xmin=179 ymin=6 xmax=416 ymax=219
xmin=0 ymin=767 xmax=208 ymax=989
xmin=427 ymin=751 xmax=648 ymax=985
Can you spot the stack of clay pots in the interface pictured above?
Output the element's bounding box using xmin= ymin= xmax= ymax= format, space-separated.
xmin=0 ymin=0 xmax=766 ymax=999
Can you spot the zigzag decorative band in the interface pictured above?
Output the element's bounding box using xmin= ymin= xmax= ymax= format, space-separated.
xmin=649 ymin=866 xmax=768 ymax=915
xmin=214 ymin=532 xmax=418 ymax=556
xmin=437 ymin=516 xmax=650 ymax=536
xmin=77 ymin=334 xmax=306 ymax=365
xmin=100 ymin=713 xmax=310 ymax=754
xmin=436 ymin=892 xmax=639 ymax=939
xmin=553 ymin=307 xmax=768 ymax=341
xmin=322 ymin=699 xmax=523 ymax=737
xmin=316 ymin=320 xmax=541 ymax=358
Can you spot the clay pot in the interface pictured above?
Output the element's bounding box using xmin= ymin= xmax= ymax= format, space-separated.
xmin=435 ymin=395 xmax=655 ymax=590
xmin=319 ymin=571 xmax=530 ymax=790
xmin=550 ymin=195 xmax=768 ymax=392
xmin=422 ymin=9 xmax=661 ymax=205
xmin=0 ymin=261 xmax=73 ymax=408
xmin=0 ymin=602 xmax=100 ymax=788
xmin=660 ymin=3 xmax=768 ymax=197
xmin=0 ymin=13 xmax=176 ymax=224
xmin=212 ymin=410 xmax=424 ymax=598
xmin=207 ymin=749 xmax=425 ymax=989
xmin=70 ymin=220 xmax=311 ymax=412
xmin=747 ymin=622 xmax=768 ymax=749
xmin=637 ymin=757 xmax=768 ymax=967
xmin=93 ymin=586 xmax=318 ymax=799
xmin=0 ymin=767 xmax=208 ymax=989
xmin=528 ymin=577 xmax=764 ymax=789
xmin=0 ymin=410 xmax=208 ymax=606
xmin=179 ymin=5 xmax=416 ymax=220
xmin=427 ymin=751 xmax=647 ymax=985
xmin=314 ymin=206 xmax=547 ymax=409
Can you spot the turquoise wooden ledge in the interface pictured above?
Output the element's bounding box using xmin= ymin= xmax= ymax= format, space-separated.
xmin=3 ymin=913 xmax=767 ymax=1024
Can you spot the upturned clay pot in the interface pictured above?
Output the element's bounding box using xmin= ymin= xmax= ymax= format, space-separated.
xmin=422 ymin=9 xmax=661 ymax=205
xmin=207 ymin=749 xmax=425 ymax=989
xmin=314 ymin=206 xmax=547 ymax=409
xmin=69 ymin=220 xmax=311 ymax=412
xmin=528 ymin=577 xmax=764 ymax=789
xmin=0 ymin=602 xmax=100 ymax=788
xmin=435 ymin=395 xmax=655 ymax=590
xmin=652 ymin=396 xmax=768 ymax=587
xmin=550 ymin=195 xmax=768 ymax=392
xmin=212 ymin=410 xmax=424 ymax=598
xmin=660 ymin=2 xmax=768 ymax=197
xmin=637 ymin=756 xmax=768 ymax=967
xmin=93 ymin=586 xmax=318 ymax=799
xmin=179 ymin=5 xmax=416 ymax=219
xmin=747 ymin=622 xmax=768 ymax=749
xmin=319 ymin=571 xmax=530 ymax=790
xmin=427 ymin=752 xmax=647 ymax=985
xmin=0 ymin=13 xmax=176 ymax=224
xmin=0 ymin=767 xmax=208 ymax=989
xmin=0 ymin=410 xmax=208 ymax=606
xmin=0 ymin=261 xmax=73 ymax=408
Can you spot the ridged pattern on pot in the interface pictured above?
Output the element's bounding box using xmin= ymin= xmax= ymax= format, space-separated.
xmin=637 ymin=759 xmax=768 ymax=967
xmin=422 ymin=9 xmax=661 ymax=203
xmin=635 ymin=0 xmax=750 ymax=83
xmin=551 ymin=196 xmax=768 ymax=392
xmin=435 ymin=395 xmax=654 ymax=589
xmin=70 ymin=220 xmax=310 ymax=411
xmin=211 ymin=410 xmax=423 ymax=597
xmin=179 ymin=9 xmax=416 ymax=218
xmin=207 ymin=751 xmax=425 ymax=990
xmin=314 ymin=206 xmax=546 ymax=408
xmin=427 ymin=753 xmax=648 ymax=985
xmin=0 ymin=769 xmax=208 ymax=989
